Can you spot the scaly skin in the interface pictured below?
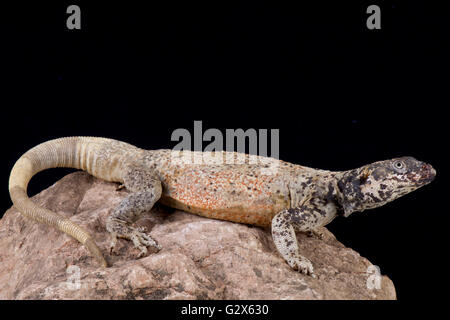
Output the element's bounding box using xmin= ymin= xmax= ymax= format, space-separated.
xmin=8 ymin=137 xmax=436 ymax=276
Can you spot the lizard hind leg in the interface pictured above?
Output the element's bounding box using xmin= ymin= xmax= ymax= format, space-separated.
xmin=106 ymin=165 xmax=163 ymax=258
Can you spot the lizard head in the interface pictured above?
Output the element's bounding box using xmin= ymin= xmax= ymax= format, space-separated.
xmin=337 ymin=157 xmax=436 ymax=217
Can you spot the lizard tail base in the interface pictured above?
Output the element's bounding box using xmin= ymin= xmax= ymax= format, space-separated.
xmin=8 ymin=137 xmax=108 ymax=267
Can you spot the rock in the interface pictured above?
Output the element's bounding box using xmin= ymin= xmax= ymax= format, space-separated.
xmin=0 ymin=172 xmax=396 ymax=300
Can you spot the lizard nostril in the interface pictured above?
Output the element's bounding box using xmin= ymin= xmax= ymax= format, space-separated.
xmin=421 ymin=164 xmax=432 ymax=174
xmin=420 ymin=163 xmax=436 ymax=181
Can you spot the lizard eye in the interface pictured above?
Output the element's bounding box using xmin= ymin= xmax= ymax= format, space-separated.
xmin=393 ymin=161 xmax=404 ymax=171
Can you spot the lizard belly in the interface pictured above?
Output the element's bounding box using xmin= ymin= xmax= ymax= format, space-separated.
xmin=158 ymin=167 xmax=291 ymax=227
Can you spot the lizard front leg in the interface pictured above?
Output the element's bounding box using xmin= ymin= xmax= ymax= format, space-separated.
xmin=106 ymin=164 xmax=162 ymax=258
xmin=271 ymin=204 xmax=326 ymax=277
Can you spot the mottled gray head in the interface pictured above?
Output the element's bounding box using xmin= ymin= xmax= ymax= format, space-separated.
xmin=337 ymin=157 xmax=436 ymax=217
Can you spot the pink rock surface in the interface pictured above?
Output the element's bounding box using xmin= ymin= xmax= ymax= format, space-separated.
xmin=0 ymin=172 xmax=396 ymax=299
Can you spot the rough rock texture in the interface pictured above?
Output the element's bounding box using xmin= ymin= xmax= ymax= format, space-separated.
xmin=0 ymin=172 xmax=396 ymax=300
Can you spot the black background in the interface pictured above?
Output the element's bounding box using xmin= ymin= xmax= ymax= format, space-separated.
xmin=0 ymin=1 xmax=447 ymax=303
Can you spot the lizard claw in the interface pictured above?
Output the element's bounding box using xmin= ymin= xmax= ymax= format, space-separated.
xmin=115 ymin=184 xmax=126 ymax=191
xmin=307 ymin=229 xmax=324 ymax=240
xmin=130 ymin=229 xmax=162 ymax=258
xmin=289 ymin=256 xmax=316 ymax=278
xmin=108 ymin=232 xmax=119 ymax=255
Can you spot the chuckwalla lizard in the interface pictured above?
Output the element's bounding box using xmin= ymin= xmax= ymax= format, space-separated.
xmin=9 ymin=137 xmax=436 ymax=276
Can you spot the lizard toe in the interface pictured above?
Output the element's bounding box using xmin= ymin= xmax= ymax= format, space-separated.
xmin=108 ymin=232 xmax=119 ymax=255
xmin=131 ymin=230 xmax=161 ymax=258
xmin=291 ymin=257 xmax=315 ymax=277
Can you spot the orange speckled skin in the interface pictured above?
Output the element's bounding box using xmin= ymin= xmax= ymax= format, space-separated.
xmin=143 ymin=150 xmax=316 ymax=227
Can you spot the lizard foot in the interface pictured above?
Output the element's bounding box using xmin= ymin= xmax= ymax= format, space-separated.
xmin=107 ymin=224 xmax=162 ymax=258
xmin=130 ymin=226 xmax=162 ymax=258
xmin=288 ymin=256 xmax=316 ymax=278
xmin=307 ymin=229 xmax=324 ymax=240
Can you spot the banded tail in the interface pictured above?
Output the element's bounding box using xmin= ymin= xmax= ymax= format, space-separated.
xmin=8 ymin=137 xmax=131 ymax=267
